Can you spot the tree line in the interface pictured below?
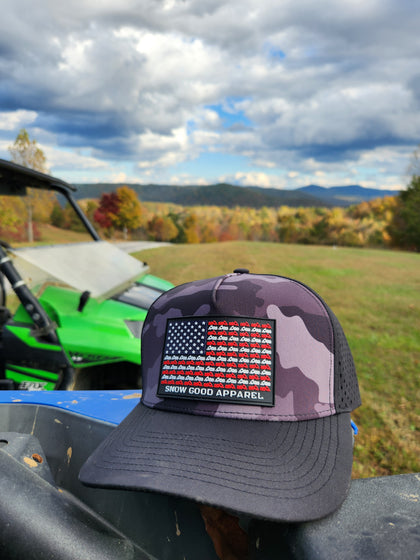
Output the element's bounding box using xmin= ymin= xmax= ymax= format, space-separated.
xmin=1 ymin=129 xmax=419 ymax=251
xmin=3 ymin=182 xmax=416 ymax=251
xmin=50 ymin=178 xmax=419 ymax=251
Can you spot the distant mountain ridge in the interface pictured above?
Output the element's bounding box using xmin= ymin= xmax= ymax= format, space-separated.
xmin=74 ymin=182 xmax=399 ymax=208
xmin=297 ymin=184 xmax=398 ymax=205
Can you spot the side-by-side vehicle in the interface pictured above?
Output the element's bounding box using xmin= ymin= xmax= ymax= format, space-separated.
xmin=0 ymin=159 xmax=172 ymax=390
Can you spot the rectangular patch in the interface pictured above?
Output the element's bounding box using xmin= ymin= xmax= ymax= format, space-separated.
xmin=157 ymin=316 xmax=275 ymax=406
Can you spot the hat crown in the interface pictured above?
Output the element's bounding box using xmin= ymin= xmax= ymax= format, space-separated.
xmin=141 ymin=273 xmax=360 ymax=420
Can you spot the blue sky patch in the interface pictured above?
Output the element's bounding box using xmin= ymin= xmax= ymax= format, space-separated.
xmin=206 ymin=99 xmax=253 ymax=130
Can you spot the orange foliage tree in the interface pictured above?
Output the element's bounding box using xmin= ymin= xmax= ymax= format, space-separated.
xmin=147 ymin=215 xmax=178 ymax=242
xmin=93 ymin=186 xmax=143 ymax=238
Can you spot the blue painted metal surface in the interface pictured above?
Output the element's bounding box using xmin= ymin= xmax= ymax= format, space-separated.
xmin=0 ymin=390 xmax=141 ymax=425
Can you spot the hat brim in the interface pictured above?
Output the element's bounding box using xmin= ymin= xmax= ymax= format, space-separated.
xmin=79 ymin=404 xmax=353 ymax=522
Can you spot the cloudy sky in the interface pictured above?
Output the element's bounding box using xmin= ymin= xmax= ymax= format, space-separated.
xmin=1 ymin=0 xmax=419 ymax=190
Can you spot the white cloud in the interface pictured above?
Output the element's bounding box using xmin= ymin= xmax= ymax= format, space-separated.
xmin=43 ymin=146 xmax=110 ymax=180
xmin=220 ymin=171 xmax=284 ymax=189
xmin=253 ymin=159 xmax=277 ymax=169
xmin=169 ymin=174 xmax=209 ymax=186
xmin=0 ymin=0 xmax=419 ymax=188
xmin=135 ymin=126 xmax=198 ymax=170
xmin=0 ymin=110 xmax=38 ymax=131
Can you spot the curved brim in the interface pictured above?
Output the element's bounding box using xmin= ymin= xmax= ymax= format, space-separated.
xmin=79 ymin=404 xmax=353 ymax=522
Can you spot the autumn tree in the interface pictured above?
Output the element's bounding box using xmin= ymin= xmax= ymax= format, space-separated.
xmin=113 ymin=186 xmax=143 ymax=239
xmin=147 ymin=215 xmax=178 ymax=242
xmin=166 ymin=212 xmax=187 ymax=243
xmin=277 ymin=214 xmax=302 ymax=244
xmin=93 ymin=192 xmax=120 ymax=238
xmin=387 ymin=175 xmax=420 ymax=251
xmin=0 ymin=196 xmax=25 ymax=240
xmin=8 ymin=129 xmax=54 ymax=242
xmin=50 ymin=203 xmax=66 ymax=229
xmin=93 ymin=187 xmax=142 ymax=239
xmin=219 ymin=220 xmax=241 ymax=242
xmin=183 ymin=213 xmax=200 ymax=243
xmin=386 ymin=144 xmax=420 ymax=251
xmin=84 ymin=200 xmax=99 ymax=226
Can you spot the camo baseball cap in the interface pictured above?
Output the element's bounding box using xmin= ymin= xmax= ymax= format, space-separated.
xmin=80 ymin=270 xmax=361 ymax=522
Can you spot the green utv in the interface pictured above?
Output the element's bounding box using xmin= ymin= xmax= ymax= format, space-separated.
xmin=0 ymin=159 xmax=173 ymax=391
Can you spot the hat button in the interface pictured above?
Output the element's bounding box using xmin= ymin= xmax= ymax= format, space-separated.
xmin=233 ymin=268 xmax=249 ymax=274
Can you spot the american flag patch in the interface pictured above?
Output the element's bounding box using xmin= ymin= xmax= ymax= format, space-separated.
xmin=157 ymin=317 xmax=275 ymax=406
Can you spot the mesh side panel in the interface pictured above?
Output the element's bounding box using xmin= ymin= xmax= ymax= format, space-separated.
xmin=329 ymin=311 xmax=361 ymax=412
xmin=287 ymin=277 xmax=362 ymax=413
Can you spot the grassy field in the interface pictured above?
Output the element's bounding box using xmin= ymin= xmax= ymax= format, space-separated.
xmin=137 ymin=241 xmax=420 ymax=479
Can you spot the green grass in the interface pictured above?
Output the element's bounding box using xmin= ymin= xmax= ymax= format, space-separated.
xmin=137 ymin=241 xmax=420 ymax=479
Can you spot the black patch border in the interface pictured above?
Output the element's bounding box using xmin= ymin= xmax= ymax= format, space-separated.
xmin=157 ymin=316 xmax=276 ymax=407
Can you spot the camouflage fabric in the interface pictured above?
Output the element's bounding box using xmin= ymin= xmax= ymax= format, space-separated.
xmin=141 ymin=272 xmax=341 ymax=421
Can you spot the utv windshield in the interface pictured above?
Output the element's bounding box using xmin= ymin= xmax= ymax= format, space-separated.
xmin=0 ymin=159 xmax=148 ymax=301
xmin=10 ymin=241 xmax=148 ymax=300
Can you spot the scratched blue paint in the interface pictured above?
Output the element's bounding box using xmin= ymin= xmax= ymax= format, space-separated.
xmin=0 ymin=390 xmax=141 ymax=425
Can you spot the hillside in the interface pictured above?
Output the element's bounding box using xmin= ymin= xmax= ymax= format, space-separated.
xmin=74 ymin=182 xmax=399 ymax=208
xmin=298 ymin=184 xmax=398 ymax=206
